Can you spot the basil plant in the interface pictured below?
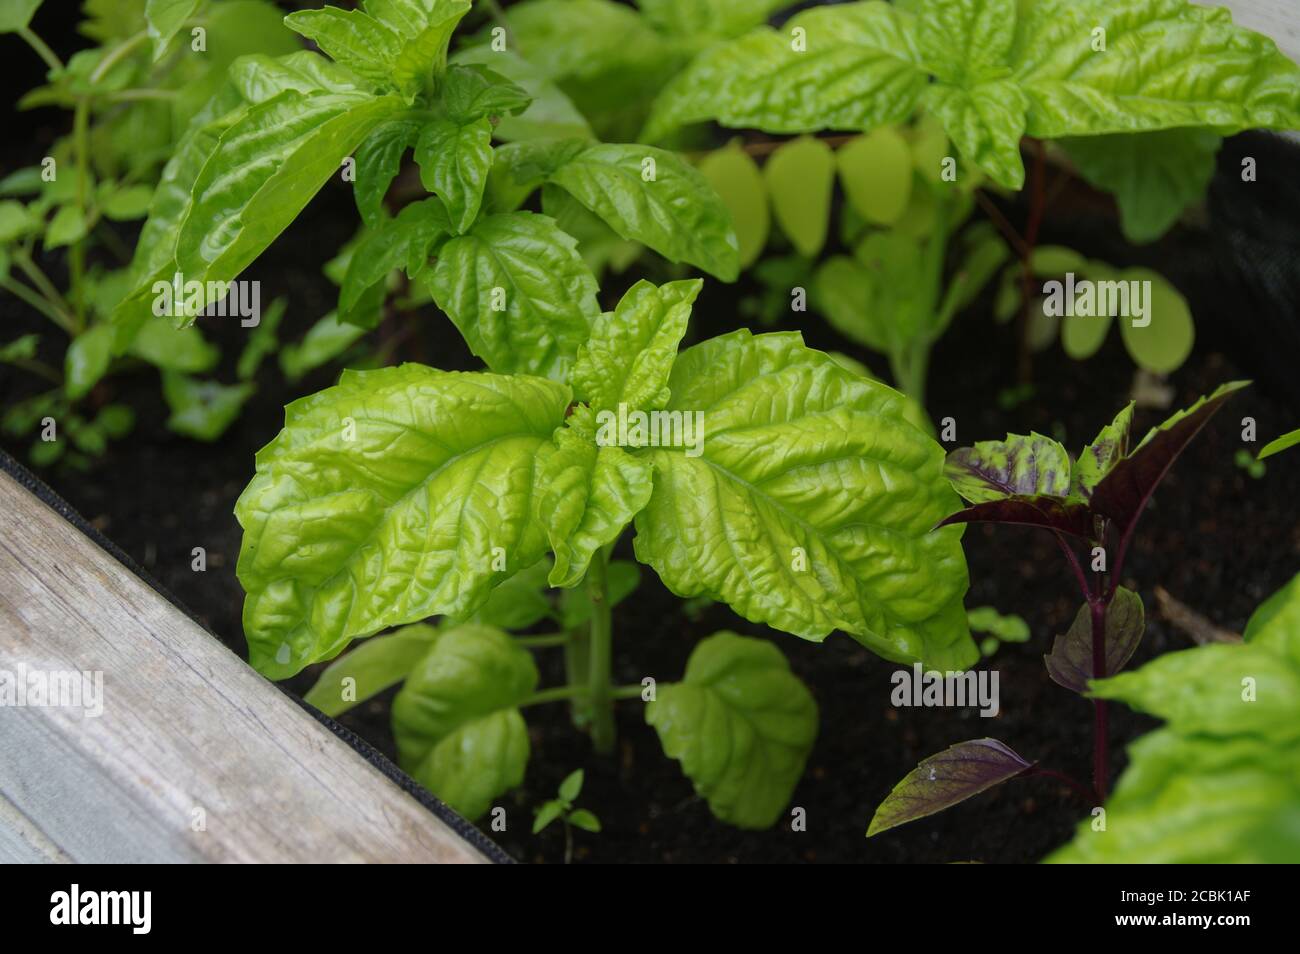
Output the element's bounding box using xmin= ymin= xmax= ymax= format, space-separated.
xmin=104 ymin=0 xmax=978 ymax=829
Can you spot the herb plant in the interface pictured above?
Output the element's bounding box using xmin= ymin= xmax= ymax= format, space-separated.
xmin=1 ymin=0 xmax=299 ymax=465
xmin=867 ymin=381 xmax=1248 ymax=841
xmin=1050 ymin=571 xmax=1300 ymax=863
xmin=533 ymin=769 xmax=600 ymax=864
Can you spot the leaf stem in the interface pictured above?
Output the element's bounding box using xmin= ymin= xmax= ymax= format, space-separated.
xmin=514 ymin=632 xmax=569 ymax=648
xmin=520 ymin=684 xmax=587 ymax=707
xmin=71 ymin=96 xmax=91 ymax=332
xmin=587 ymin=549 xmax=616 ymax=755
xmin=1090 ymin=596 xmax=1109 ymax=802
xmin=1015 ymin=138 xmax=1047 ymax=384
xmin=0 ymin=275 xmax=75 ymax=333
xmin=1025 ymin=766 xmax=1094 ymax=803
xmin=17 ymin=26 xmax=63 ymax=72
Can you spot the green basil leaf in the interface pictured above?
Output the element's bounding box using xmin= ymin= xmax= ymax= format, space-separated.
xmin=1243 ymin=572 xmax=1300 ymax=643
xmin=697 ymin=142 xmax=768 ymax=269
xmin=144 ymin=0 xmax=201 ymax=61
xmin=278 ymin=311 xmax=367 ymax=382
xmin=352 ymin=118 xmax=421 ymax=228
xmin=235 ymin=297 xmax=286 ymax=380
xmin=922 ymin=79 xmax=1029 ymax=189
xmin=235 ymin=364 xmax=569 ymax=678
xmin=391 ymin=624 xmax=537 ymax=820
xmin=384 ymin=0 xmax=472 ymax=101
xmin=645 ymin=1 xmax=928 ymax=140
xmin=0 ymin=0 xmax=41 ymax=33
xmin=1061 ymin=129 xmax=1220 ymax=244
xmin=414 ymin=116 xmax=492 ymax=233
xmin=633 ymin=330 xmax=976 ymax=668
xmin=764 ymin=136 xmax=834 ymax=259
xmin=129 ymin=320 xmax=220 ymax=374
xmin=836 ymin=128 xmax=913 ymax=226
xmin=450 ymin=46 xmax=593 ymax=142
xmin=465 ymin=557 xmax=553 ymax=629
xmin=570 ymin=278 xmax=702 ymax=414
xmin=539 ymin=407 xmax=655 ymax=588
xmin=1012 ymin=0 xmax=1300 ymax=139
xmin=914 ymin=0 xmax=1016 ymax=83
xmin=45 ymin=205 xmax=88 ymax=249
xmin=64 ymin=323 xmax=115 ymax=401
xmin=339 ymin=197 xmax=452 ymax=323
xmin=426 ymin=211 xmax=599 ymax=379
xmin=546 ymin=142 xmax=740 ymax=281
xmin=533 ymin=799 xmax=565 ymax=833
xmin=966 ymin=606 xmax=1030 ymax=643
xmin=1117 ymin=268 xmax=1195 ymax=375
xmin=162 ymin=373 xmax=255 ymax=442
xmin=557 ymin=768 xmax=583 ymax=802
xmin=229 ymin=50 xmax=370 ymax=102
xmin=1258 ymin=429 xmax=1300 ymax=463
xmin=304 ymin=622 xmax=441 ymax=717
xmin=635 ymin=0 xmax=793 ymax=39
xmin=946 ymin=431 xmax=1072 ymax=503
xmin=284 ymin=7 xmax=402 ymax=90
xmin=436 ymin=63 xmax=532 ymax=125
xmin=566 ymin=808 xmax=601 ymax=832
xmin=647 ymin=631 xmax=817 ymax=828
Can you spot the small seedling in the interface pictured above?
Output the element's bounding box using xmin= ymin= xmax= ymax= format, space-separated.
xmin=533 ymin=770 xmax=601 ymax=864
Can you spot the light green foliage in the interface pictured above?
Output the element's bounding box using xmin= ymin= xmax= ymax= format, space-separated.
xmin=648 ymin=632 xmax=818 ymax=828
xmin=697 ymin=142 xmax=768 ymax=269
xmin=1259 ymin=428 xmax=1300 ymax=462
xmin=392 ymin=624 xmax=537 ymax=820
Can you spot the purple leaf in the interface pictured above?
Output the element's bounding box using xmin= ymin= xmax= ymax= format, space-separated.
xmin=936 ymin=496 xmax=1094 ymax=538
xmin=867 ymin=738 xmax=1034 ymax=836
xmin=946 ymin=433 xmax=1071 ymax=504
xmin=1089 ymin=381 xmax=1248 ymax=535
xmin=1044 ymin=588 xmax=1146 ymax=693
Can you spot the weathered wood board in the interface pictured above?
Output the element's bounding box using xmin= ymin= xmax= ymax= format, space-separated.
xmin=0 ymin=470 xmax=490 ymax=863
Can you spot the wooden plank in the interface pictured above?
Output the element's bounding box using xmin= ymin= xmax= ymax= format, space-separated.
xmin=0 ymin=470 xmax=490 ymax=864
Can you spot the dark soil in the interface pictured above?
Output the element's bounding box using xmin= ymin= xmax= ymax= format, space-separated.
xmin=4 ymin=7 xmax=1298 ymax=861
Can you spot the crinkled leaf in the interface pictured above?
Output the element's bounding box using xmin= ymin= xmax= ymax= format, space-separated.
xmin=436 ymin=63 xmax=531 ymax=125
xmin=946 ymin=432 xmax=1071 ymax=503
xmin=1071 ymin=401 xmax=1133 ymax=501
xmin=914 ymin=0 xmax=1016 ymax=84
xmin=1011 ymin=0 xmax=1300 ymax=139
xmin=868 ymin=737 xmax=1032 ymax=836
xmin=414 ymin=115 xmax=492 ymax=233
xmin=230 ymin=50 xmax=370 ymax=102
xmin=547 ymin=142 xmax=739 ymax=281
xmin=539 ymin=408 xmax=655 ymax=588
xmin=644 ymin=1 xmax=928 ymax=139
xmin=162 ymin=373 xmax=255 ymax=442
xmin=1044 ymin=588 xmax=1145 ymax=693
xmin=1089 ymin=381 xmax=1248 ymax=534
xmin=764 ymin=136 xmax=834 ymax=259
xmin=647 ymin=632 xmax=817 ymax=829
xmin=391 ymin=624 xmax=536 ymax=820
xmin=235 ymin=365 xmax=570 ymax=679
xmin=570 ymin=278 xmax=701 ymax=413
xmin=921 ymin=79 xmax=1028 ymax=189
xmin=304 ymin=622 xmax=441 ymax=717
xmin=284 ymin=7 xmax=403 ymax=92
xmin=466 ymin=557 xmax=553 ymax=630
xmin=632 ymin=330 xmax=976 ymax=668
xmin=1062 ymin=129 xmax=1220 ymax=244
xmin=425 ymin=211 xmax=599 ymax=379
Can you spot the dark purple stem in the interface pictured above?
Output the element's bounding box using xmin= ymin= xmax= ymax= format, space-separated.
xmin=1025 ymin=766 xmax=1095 ymax=803
xmin=1090 ymin=597 xmax=1109 ymax=802
xmin=1053 ymin=532 xmax=1093 ymax=602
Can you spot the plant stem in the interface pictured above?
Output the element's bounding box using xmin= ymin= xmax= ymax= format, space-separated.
xmin=586 ymin=549 xmax=615 ymax=755
xmin=1090 ymin=597 xmax=1109 ymax=802
xmin=12 ymin=250 xmax=74 ymax=325
xmin=514 ymin=632 xmax=569 ymax=648
xmin=71 ymin=96 xmax=91 ymax=332
xmin=1026 ymin=766 xmax=1095 ymax=803
xmin=0 ymin=276 xmax=75 ymax=333
xmin=1015 ymin=139 xmax=1047 ymax=384
xmin=18 ymin=26 xmax=63 ymax=72
xmin=520 ymin=685 xmax=586 ymax=707
xmin=611 ymin=685 xmax=645 ymax=701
